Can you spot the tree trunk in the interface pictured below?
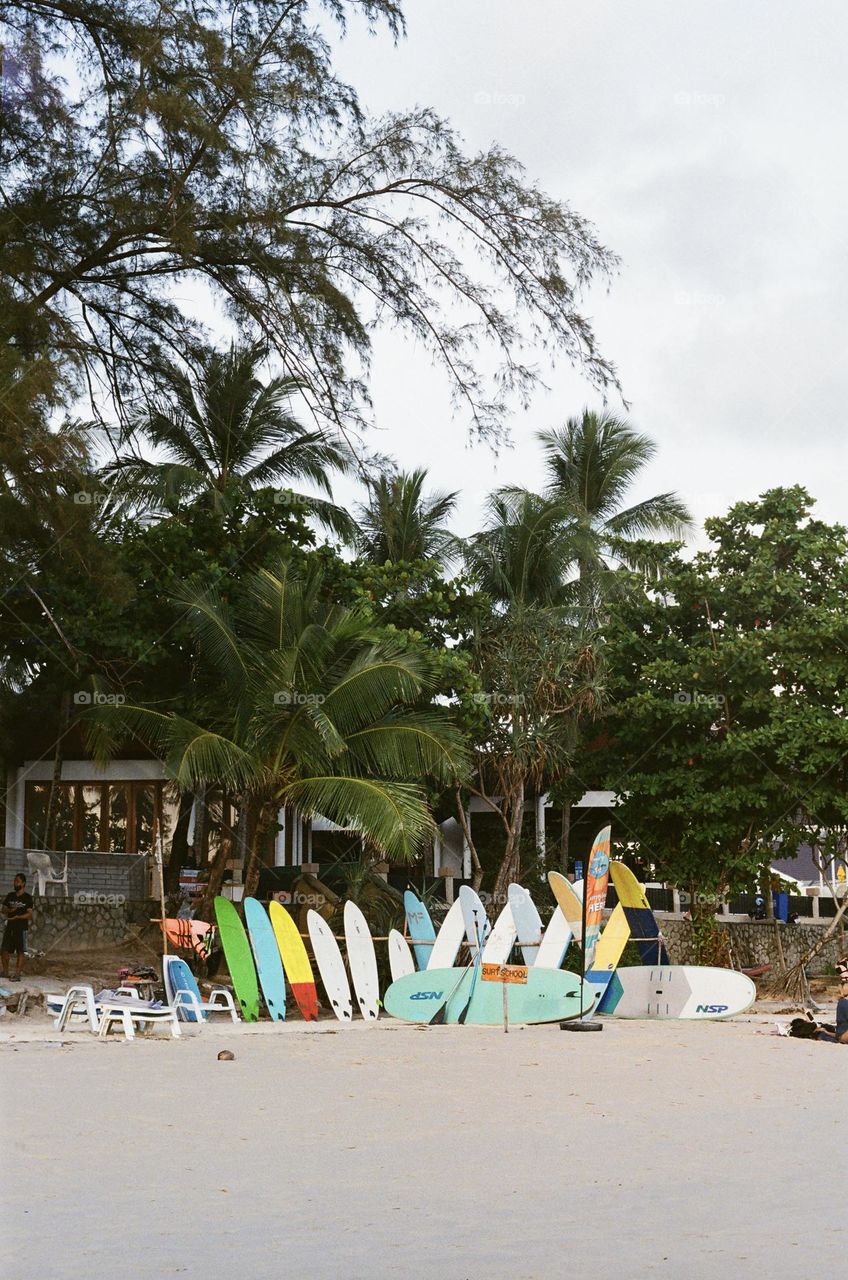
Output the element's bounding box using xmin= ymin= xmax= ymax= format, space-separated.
xmin=42 ymin=691 xmax=71 ymax=849
xmin=243 ymin=801 xmax=273 ymax=899
xmin=559 ymin=802 xmax=571 ymax=874
xmin=492 ymin=782 xmax=524 ymax=907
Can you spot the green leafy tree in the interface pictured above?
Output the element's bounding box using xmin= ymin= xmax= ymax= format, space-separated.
xmin=584 ymin=488 xmax=848 ymax=919
xmin=1 ymin=1 xmax=618 ymax=443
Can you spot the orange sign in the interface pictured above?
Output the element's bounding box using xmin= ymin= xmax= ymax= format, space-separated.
xmin=481 ymin=963 xmax=528 ymax=984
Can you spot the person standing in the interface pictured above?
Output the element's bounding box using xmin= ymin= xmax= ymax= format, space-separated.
xmin=1 ymin=874 xmax=34 ymax=982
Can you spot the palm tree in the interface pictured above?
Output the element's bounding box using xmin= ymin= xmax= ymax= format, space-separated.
xmin=103 ymin=342 xmax=355 ymax=537
xmin=463 ymin=488 xmax=574 ymax=608
xmin=90 ymin=559 xmax=468 ymax=904
xmin=356 ymin=468 xmax=459 ymax=568
xmin=538 ymin=409 xmax=692 ymax=607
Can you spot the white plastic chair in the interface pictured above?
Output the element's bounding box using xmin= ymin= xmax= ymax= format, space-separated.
xmin=26 ymin=851 xmax=69 ymax=898
xmin=171 ymin=985 xmax=239 ymax=1023
xmin=52 ymin=984 xmax=182 ymax=1040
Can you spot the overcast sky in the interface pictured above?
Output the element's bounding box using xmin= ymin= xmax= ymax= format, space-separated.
xmin=325 ymin=0 xmax=847 ymax=540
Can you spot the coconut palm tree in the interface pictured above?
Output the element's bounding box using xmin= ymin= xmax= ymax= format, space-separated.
xmin=356 ymin=468 xmax=459 ymax=568
xmin=103 ymin=342 xmax=355 ymax=538
xmin=463 ymin=488 xmax=575 ymax=608
xmin=537 ymin=409 xmax=692 ymax=607
xmin=90 ymin=558 xmax=468 ymax=904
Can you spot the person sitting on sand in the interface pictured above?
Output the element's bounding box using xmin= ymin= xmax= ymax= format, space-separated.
xmin=1 ymin=873 xmax=33 ymax=983
xmin=789 ymin=961 xmax=848 ymax=1043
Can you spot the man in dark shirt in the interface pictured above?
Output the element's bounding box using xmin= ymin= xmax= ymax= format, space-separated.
xmin=1 ymin=874 xmax=34 ymax=982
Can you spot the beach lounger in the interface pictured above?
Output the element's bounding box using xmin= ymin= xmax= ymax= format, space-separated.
xmin=51 ymin=984 xmax=182 ymax=1040
xmin=163 ymin=955 xmax=239 ymax=1023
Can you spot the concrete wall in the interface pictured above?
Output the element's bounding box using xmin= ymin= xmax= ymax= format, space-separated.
xmin=661 ymin=918 xmax=845 ymax=975
xmin=0 ymin=848 xmax=149 ymax=901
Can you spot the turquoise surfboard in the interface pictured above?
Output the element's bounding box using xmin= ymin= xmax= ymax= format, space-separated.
xmin=404 ymin=890 xmax=436 ymax=970
xmin=214 ymin=897 xmax=260 ymax=1022
xmin=384 ymin=965 xmax=589 ymax=1025
xmin=244 ymin=897 xmax=287 ymax=1021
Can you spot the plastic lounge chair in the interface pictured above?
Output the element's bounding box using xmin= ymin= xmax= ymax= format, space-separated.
xmin=97 ymin=996 xmax=182 ymax=1041
xmin=53 ymin=984 xmax=102 ymax=1033
xmin=163 ymin=956 xmax=239 ymax=1023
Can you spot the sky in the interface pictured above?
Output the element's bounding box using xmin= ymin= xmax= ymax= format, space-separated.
xmin=324 ymin=0 xmax=848 ymax=540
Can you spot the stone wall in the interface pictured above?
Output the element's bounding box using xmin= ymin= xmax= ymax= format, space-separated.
xmin=23 ymin=898 xmax=160 ymax=953
xmin=0 ymin=847 xmax=149 ymax=901
xmin=660 ymin=917 xmax=845 ymax=975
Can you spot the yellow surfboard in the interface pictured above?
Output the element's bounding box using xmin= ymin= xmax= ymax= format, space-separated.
xmin=269 ymin=900 xmax=319 ymax=1021
xmin=609 ymin=861 xmax=669 ymax=964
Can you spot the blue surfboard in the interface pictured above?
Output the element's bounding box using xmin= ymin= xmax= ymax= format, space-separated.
xmin=163 ymin=954 xmax=205 ymax=1023
xmin=244 ymin=897 xmax=288 ymax=1021
xmin=404 ymin=890 xmax=436 ymax=970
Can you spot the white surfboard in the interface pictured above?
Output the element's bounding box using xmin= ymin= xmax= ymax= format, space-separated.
xmin=427 ymin=898 xmax=467 ymax=969
xmin=388 ymin=929 xmax=416 ymax=982
xmin=459 ymin=885 xmax=491 ymax=955
xmin=343 ymin=901 xmax=380 ymax=1021
xmin=508 ymin=884 xmax=544 ymax=965
xmin=535 ymin=907 xmax=573 ymax=969
xmin=598 ymin=966 xmax=757 ymax=1019
xmin=481 ymin=902 xmax=517 ymax=964
xmin=307 ymin=909 xmax=353 ymax=1021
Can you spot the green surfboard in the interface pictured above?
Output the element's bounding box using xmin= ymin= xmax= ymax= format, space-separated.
xmin=214 ymin=897 xmax=260 ymax=1022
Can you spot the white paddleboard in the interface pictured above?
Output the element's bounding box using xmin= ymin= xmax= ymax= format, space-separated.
xmin=388 ymin=929 xmax=416 ymax=982
xmin=427 ymin=898 xmax=467 ymax=969
xmin=307 ymin=909 xmax=353 ymax=1021
xmin=481 ymin=902 xmax=517 ymax=964
xmin=508 ymin=884 xmax=544 ymax=965
xmin=343 ymin=901 xmax=380 ymax=1021
xmin=599 ymin=966 xmax=757 ymax=1019
xmin=535 ymin=907 xmax=573 ymax=969
xmin=459 ymin=885 xmax=491 ymax=955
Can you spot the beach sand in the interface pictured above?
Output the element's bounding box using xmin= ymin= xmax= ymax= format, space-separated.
xmin=1 ymin=1005 xmax=843 ymax=1280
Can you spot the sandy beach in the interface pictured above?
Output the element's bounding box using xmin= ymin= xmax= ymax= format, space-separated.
xmin=2 ymin=1006 xmax=843 ymax=1280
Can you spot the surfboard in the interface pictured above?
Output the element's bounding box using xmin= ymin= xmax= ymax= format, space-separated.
xmin=213 ymin=897 xmax=260 ymax=1022
xmin=307 ymin=909 xmax=353 ymax=1021
xmin=459 ymin=885 xmax=491 ymax=955
xmin=163 ymin=954 xmax=206 ymax=1022
xmin=535 ymin=907 xmax=572 ymax=969
xmin=598 ymin=966 xmax=756 ymax=1019
xmin=388 ymin=929 xmax=416 ymax=982
xmin=507 ymin=884 xmax=544 ymax=965
xmin=584 ymin=826 xmax=611 ymax=968
xmin=428 ymin=898 xmax=467 ymax=969
xmin=609 ymin=862 xmax=670 ymax=964
xmin=268 ymin=900 xmax=319 ymax=1022
xmin=403 ymin=890 xmax=436 ymax=970
xmin=384 ymin=965 xmax=589 ymax=1025
xmin=344 ymin=901 xmax=380 ymax=1020
xmin=548 ymin=871 xmax=584 ymax=940
xmin=244 ymin=897 xmax=287 ymax=1021
xmin=481 ymin=902 xmax=517 ymax=965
